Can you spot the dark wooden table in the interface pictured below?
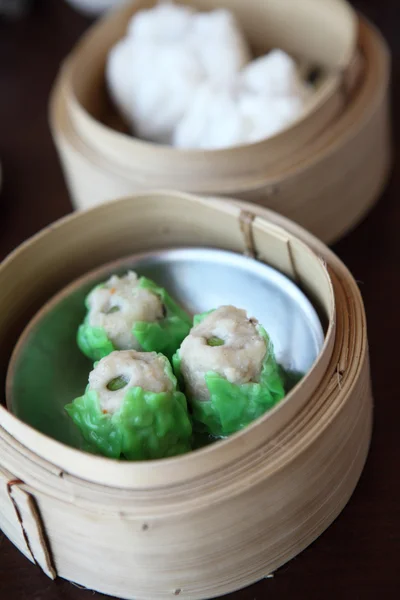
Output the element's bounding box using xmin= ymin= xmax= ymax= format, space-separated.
xmin=0 ymin=1 xmax=399 ymax=599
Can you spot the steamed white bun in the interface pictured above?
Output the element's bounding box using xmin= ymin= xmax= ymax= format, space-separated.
xmin=106 ymin=1 xmax=251 ymax=143
xmin=241 ymin=49 xmax=311 ymax=98
xmin=106 ymin=2 xmax=313 ymax=148
xmin=173 ymin=81 xmax=309 ymax=150
xmin=107 ymin=39 xmax=205 ymax=143
xmin=127 ymin=2 xmax=195 ymax=42
xmin=173 ymin=47 xmax=312 ymax=149
xmin=188 ymin=8 xmax=251 ymax=84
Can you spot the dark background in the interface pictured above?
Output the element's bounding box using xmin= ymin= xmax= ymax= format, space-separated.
xmin=0 ymin=1 xmax=398 ymax=599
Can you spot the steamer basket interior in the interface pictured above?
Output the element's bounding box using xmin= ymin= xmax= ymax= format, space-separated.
xmin=6 ymin=248 xmax=324 ymax=451
xmin=0 ymin=192 xmax=337 ymax=490
xmin=68 ymin=0 xmax=356 ymax=146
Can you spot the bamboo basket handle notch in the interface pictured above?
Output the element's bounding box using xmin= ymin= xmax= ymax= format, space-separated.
xmin=239 ymin=210 xmax=256 ymax=258
xmin=6 ymin=479 xmax=57 ymax=580
xmin=239 ymin=209 xmax=301 ymax=281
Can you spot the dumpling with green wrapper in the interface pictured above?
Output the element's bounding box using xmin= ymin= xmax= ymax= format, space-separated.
xmin=173 ymin=305 xmax=285 ymax=438
xmin=77 ymin=271 xmax=192 ymax=361
xmin=65 ymin=350 xmax=193 ymax=460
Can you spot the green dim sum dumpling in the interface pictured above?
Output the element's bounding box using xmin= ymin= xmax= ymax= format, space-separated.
xmin=77 ymin=271 xmax=192 ymax=361
xmin=65 ymin=350 xmax=193 ymax=460
xmin=173 ymin=305 xmax=285 ymax=438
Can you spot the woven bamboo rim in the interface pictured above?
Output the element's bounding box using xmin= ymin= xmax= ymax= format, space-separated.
xmin=0 ymin=192 xmax=335 ymax=488
xmin=0 ymin=192 xmax=371 ymax=599
xmin=49 ymin=16 xmax=391 ymax=243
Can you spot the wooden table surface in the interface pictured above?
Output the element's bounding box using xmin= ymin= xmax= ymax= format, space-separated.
xmin=0 ymin=1 xmax=398 ymax=599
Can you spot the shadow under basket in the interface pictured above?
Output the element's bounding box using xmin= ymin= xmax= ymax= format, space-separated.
xmin=49 ymin=0 xmax=391 ymax=243
xmin=0 ymin=192 xmax=372 ymax=600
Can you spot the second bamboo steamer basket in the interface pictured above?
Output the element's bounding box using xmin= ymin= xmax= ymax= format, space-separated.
xmin=64 ymin=0 xmax=358 ymax=173
xmin=48 ymin=0 xmax=393 ymax=243
xmin=0 ymin=192 xmax=372 ymax=599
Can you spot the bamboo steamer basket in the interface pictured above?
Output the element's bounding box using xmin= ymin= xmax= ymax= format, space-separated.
xmin=0 ymin=192 xmax=372 ymax=599
xmin=64 ymin=0 xmax=358 ymax=172
xmin=49 ymin=8 xmax=392 ymax=244
xmin=49 ymin=0 xmax=393 ymax=244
